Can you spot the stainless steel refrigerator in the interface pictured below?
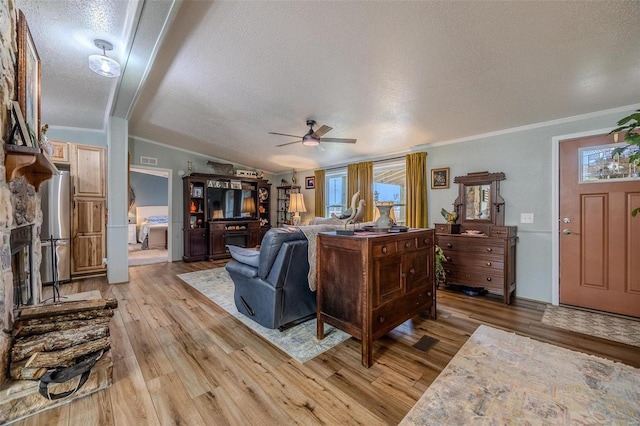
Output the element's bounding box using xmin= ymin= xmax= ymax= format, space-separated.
xmin=40 ymin=170 xmax=71 ymax=285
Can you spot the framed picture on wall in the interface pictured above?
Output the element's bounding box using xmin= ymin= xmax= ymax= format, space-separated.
xmin=431 ymin=167 xmax=450 ymax=189
xmin=17 ymin=10 xmax=41 ymax=143
xmin=305 ymin=176 xmax=315 ymax=189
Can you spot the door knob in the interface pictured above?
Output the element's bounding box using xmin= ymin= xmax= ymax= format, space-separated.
xmin=562 ymin=228 xmax=580 ymax=235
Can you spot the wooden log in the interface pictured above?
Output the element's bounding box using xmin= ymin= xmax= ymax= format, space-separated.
xmin=13 ymin=315 xmax=112 ymax=338
xmin=14 ymin=309 xmax=114 ymax=336
xmin=24 ymin=337 xmax=110 ymax=368
xmin=11 ymin=323 xmax=110 ymax=362
xmin=9 ymin=358 xmax=47 ymax=380
xmin=17 ymin=299 xmax=118 ymax=320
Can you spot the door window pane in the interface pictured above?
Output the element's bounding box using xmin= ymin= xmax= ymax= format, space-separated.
xmin=579 ymin=143 xmax=639 ymax=182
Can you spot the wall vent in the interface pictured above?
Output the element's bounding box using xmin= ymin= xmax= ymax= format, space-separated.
xmin=140 ymin=156 xmax=158 ymax=166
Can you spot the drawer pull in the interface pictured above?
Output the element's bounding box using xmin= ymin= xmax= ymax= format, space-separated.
xmin=405 ymin=242 xmax=411 ymax=248
xmin=447 ymin=243 xmax=452 ymax=248
xmin=486 ymin=277 xmax=492 ymax=282
xmin=382 ymin=246 xmax=387 ymax=254
xmin=409 ymin=268 xmax=415 ymax=275
xmin=378 ymin=315 xmax=385 ymax=323
xmin=495 ymin=231 xmax=502 ymax=234
xmin=446 ymin=257 xmax=452 ymax=262
xmin=424 ymin=238 xmax=429 ymax=244
xmin=486 ymin=262 xmax=492 ymax=266
xmin=486 ymin=247 xmax=493 ymax=252
xmin=427 ymin=292 xmax=431 ymax=297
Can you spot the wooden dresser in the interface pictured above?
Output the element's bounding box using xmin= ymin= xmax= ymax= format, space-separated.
xmin=316 ymin=229 xmax=436 ymax=367
xmin=435 ymin=225 xmax=517 ymax=304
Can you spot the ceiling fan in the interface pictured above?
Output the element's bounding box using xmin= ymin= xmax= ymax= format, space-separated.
xmin=269 ymin=120 xmax=357 ymax=148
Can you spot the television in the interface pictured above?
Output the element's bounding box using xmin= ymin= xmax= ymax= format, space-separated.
xmin=206 ymin=187 xmax=257 ymax=220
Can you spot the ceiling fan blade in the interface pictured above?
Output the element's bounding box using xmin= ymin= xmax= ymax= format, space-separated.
xmin=312 ymin=125 xmax=332 ymax=138
xmin=318 ymin=137 xmax=357 ymax=144
xmin=276 ymin=140 xmax=302 ymax=147
xmin=269 ymin=132 xmax=303 ymax=138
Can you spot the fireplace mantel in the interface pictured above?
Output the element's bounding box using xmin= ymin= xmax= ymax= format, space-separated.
xmin=4 ymin=144 xmax=58 ymax=189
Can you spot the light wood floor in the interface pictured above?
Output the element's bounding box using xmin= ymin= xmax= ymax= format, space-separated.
xmin=13 ymin=260 xmax=640 ymax=425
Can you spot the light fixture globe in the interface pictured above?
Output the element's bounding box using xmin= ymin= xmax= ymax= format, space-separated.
xmin=302 ymin=133 xmax=320 ymax=146
xmin=89 ymin=39 xmax=121 ymax=78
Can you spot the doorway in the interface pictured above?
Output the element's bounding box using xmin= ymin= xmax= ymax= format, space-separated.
xmin=555 ymin=132 xmax=640 ymax=317
xmin=128 ymin=166 xmax=171 ymax=266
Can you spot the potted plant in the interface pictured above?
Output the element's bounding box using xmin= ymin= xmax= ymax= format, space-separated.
xmin=435 ymin=245 xmax=447 ymax=288
xmin=610 ymin=109 xmax=640 ymax=216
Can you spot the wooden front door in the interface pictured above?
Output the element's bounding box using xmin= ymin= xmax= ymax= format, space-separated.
xmin=559 ymin=134 xmax=640 ymax=318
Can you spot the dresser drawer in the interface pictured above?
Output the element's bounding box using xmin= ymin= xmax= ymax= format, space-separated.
xmin=443 ymin=254 xmax=503 ymax=271
xmin=445 ymin=267 xmax=505 ymax=294
xmin=437 ymin=237 xmax=505 ymax=256
xmin=371 ymin=241 xmax=398 ymax=258
xmin=435 ymin=223 xmax=461 ymax=234
xmin=371 ymin=289 xmax=432 ymax=335
xmin=396 ymin=236 xmax=417 ymax=254
xmin=489 ymin=226 xmax=514 ymax=237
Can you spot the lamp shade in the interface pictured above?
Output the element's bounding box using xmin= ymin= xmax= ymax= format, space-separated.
xmin=242 ymin=197 xmax=256 ymax=214
xmin=288 ymin=193 xmax=307 ymax=213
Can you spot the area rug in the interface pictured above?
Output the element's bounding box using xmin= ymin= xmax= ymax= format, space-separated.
xmin=400 ymin=325 xmax=640 ymax=425
xmin=177 ymin=267 xmax=350 ymax=363
xmin=128 ymin=243 xmax=168 ymax=266
xmin=542 ymin=304 xmax=640 ymax=348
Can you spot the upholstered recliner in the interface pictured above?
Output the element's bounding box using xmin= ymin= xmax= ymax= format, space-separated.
xmin=224 ymin=227 xmax=316 ymax=330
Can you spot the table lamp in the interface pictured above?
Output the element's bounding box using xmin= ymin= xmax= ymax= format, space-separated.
xmin=288 ymin=193 xmax=307 ymax=226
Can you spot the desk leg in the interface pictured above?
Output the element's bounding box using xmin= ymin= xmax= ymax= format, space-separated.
xmin=362 ymin=338 xmax=372 ymax=368
xmin=317 ymin=316 xmax=325 ymax=340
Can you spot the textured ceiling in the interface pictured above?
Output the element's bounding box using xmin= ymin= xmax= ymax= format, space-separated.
xmin=16 ymin=1 xmax=640 ymax=174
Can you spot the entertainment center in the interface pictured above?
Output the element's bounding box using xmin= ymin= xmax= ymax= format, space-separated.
xmin=182 ymin=173 xmax=271 ymax=262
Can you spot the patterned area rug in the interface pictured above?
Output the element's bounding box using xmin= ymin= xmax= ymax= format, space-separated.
xmin=177 ymin=267 xmax=350 ymax=363
xmin=542 ymin=305 xmax=640 ymax=348
xmin=400 ymin=325 xmax=640 ymax=425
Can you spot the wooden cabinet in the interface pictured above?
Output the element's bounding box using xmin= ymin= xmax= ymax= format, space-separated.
xmin=258 ymin=180 xmax=271 ymax=240
xmin=69 ymin=144 xmax=107 ymax=277
xmin=71 ymin=144 xmax=106 ymax=198
xmin=48 ymin=140 xmax=69 ymax=164
xmin=182 ymin=174 xmax=270 ymax=261
xmin=72 ymin=198 xmax=106 ymax=274
xmin=317 ymin=229 xmax=436 ymax=367
xmin=276 ymin=185 xmax=300 ymax=227
xmin=436 ymin=226 xmax=517 ymax=304
xmin=183 ymin=176 xmax=207 ymax=261
xmin=207 ymin=221 xmax=260 ymax=259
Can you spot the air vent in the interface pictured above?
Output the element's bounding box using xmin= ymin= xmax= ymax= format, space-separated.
xmin=140 ymin=156 xmax=158 ymax=166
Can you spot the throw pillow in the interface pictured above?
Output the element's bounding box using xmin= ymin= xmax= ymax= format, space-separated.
xmin=227 ymin=245 xmax=260 ymax=267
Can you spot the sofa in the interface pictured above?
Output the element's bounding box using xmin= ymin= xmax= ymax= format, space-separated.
xmin=224 ymin=227 xmax=316 ymax=330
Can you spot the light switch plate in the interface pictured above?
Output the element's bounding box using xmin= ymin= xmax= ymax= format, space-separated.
xmin=520 ymin=213 xmax=534 ymax=224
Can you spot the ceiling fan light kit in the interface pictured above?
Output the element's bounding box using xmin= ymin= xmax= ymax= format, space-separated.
xmin=89 ymin=39 xmax=121 ymax=78
xmin=270 ymin=119 xmax=356 ymax=148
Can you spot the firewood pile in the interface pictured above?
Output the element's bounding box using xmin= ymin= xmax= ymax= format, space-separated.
xmin=9 ymin=298 xmax=117 ymax=381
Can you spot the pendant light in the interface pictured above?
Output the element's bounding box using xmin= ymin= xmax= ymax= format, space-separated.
xmin=88 ymin=39 xmax=121 ymax=78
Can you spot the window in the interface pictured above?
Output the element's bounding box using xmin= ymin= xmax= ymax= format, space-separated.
xmin=373 ymin=160 xmax=406 ymax=224
xmin=325 ymin=169 xmax=347 ymax=217
xmin=323 ymin=161 xmax=408 ymax=222
xmin=579 ymin=142 xmax=639 ymax=183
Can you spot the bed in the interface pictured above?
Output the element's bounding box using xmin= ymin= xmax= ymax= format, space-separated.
xmin=136 ymin=206 xmax=169 ymax=250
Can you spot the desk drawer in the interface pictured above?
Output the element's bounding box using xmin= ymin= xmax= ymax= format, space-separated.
xmin=372 ymin=289 xmax=432 ymax=334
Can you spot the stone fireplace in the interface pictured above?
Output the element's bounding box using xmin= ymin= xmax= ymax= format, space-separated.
xmin=1 ymin=0 xmax=44 ymax=387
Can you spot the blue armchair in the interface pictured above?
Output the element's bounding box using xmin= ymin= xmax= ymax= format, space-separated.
xmin=224 ymin=227 xmax=316 ymax=330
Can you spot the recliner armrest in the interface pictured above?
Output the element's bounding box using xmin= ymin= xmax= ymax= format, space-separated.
xmin=225 ymin=260 xmax=258 ymax=278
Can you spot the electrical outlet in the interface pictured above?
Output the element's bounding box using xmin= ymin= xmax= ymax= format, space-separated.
xmin=520 ymin=213 xmax=534 ymax=224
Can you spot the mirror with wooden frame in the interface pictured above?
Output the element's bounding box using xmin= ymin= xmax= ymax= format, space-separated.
xmin=453 ymin=171 xmax=506 ymax=226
